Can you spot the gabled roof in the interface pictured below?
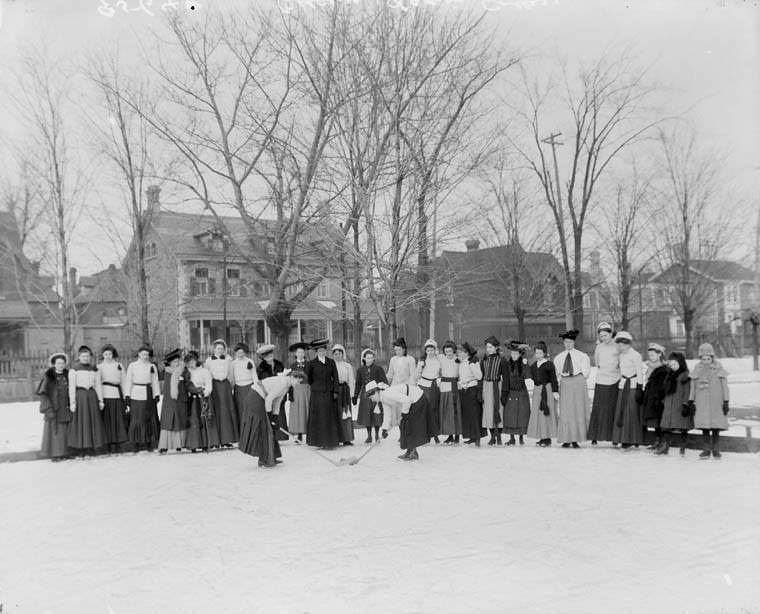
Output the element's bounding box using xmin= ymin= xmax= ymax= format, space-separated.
xmin=438 ymin=244 xmax=562 ymax=285
xmin=653 ymin=260 xmax=756 ymax=283
xmin=75 ymin=264 xmax=127 ymax=304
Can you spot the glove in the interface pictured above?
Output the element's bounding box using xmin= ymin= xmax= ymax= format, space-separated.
xmin=98 ymin=400 xmax=105 ymax=411
xmin=124 ymin=396 xmax=131 ymax=413
xmin=288 ymin=390 xmax=294 ymax=403
xmin=154 ymin=396 xmax=160 ymax=404
xmin=681 ymin=403 xmax=691 ymax=418
xmin=684 ymin=400 xmax=696 ymax=417
xmin=552 ymin=392 xmax=560 ymax=402
xmin=268 ymin=412 xmax=279 ymax=429
xmin=541 ymin=406 xmax=550 ymax=416
xmin=634 ymin=385 xmax=644 ymax=405
xmin=722 ymin=400 xmax=729 ymax=416
xmin=500 ymin=395 xmax=508 ymax=408
xmin=351 ymin=396 xmax=358 ymax=406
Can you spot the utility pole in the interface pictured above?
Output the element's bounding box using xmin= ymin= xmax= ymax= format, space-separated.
xmin=542 ymin=132 xmax=573 ymax=330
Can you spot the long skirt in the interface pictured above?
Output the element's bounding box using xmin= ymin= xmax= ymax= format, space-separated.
xmin=357 ymin=392 xmax=383 ymax=428
xmin=438 ymin=386 xmax=462 ymax=436
xmin=211 ymin=379 xmax=239 ymax=444
xmin=400 ymin=396 xmax=433 ymax=450
xmin=660 ymin=397 xmax=694 ymax=431
xmin=68 ymin=388 xmax=108 ymax=451
xmin=185 ymin=395 xmax=220 ymax=450
xmin=419 ymin=382 xmax=440 ymax=438
xmin=527 ymin=384 xmax=558 ymax=440
xmin=238 ymin=386 xmax=280 ymax=465
xmin=459 ymin=387 xmax=482 ymax=440
xmin=102 ymin=398 xmax=128 ymax=445
xmin=481 ymin=380 xmax=503 ymax=429
xmin=306 ymin=390 xmax=341 ymax=448
xmin=158 ymin=430 xmax=186 ymax=450
xmin=338 ymin=382 xmax=354 ymax=443
xmin=41 ymin=420 xmax=68 ymax=458
xmin=613 ymin=386 xmax=644 ymax=444
xmin=128 ymin=397 xmax=160 ymax=449
xmin=289 ymin=382 xmax=310 ymax=433
xmin=557 ymin=375 xmax=589 ymax=444
xmin=587 ymin=382 xmax=619 ymax=442
xmin=503 ymin=388 xmax=530 ymax=435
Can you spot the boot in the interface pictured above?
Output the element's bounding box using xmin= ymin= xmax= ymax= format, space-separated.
xmin=454 ymin=435 xmax=460 ymax=444
xmin=571 ymin=442 xmax=580 ymax=448
xmin=561 ymin=443 xmax=571 ymax=448
xmin=488 ymin=429 xmax=496 ymax=446
xmin=374 ymin=427 xmax=380 ymax=441
xmin=433 ymin=436 xmax=441 ymax=444
xmin=591 ymin=440 xmax=598 ymax=445
xmin=382 ymin=429 xmax=388 ymax=439
xmin=679 ymin=432 xmax=687 ymax=456
xmin=507 ymin=435 xmax=516 ymax=446
xmin=711 ymin=430 xmax=721 ymax=459
xmin=297 ymin=433 xmax=303 ymax=442
xmin=159 ymin=448 xmax=168 ymax=455
xmin=398 ymin=449 xmax=410 ymax=460
xmin=365 ymin=429 xmax=372 ymax=444
xmin=654 ymin=433 xmax=670 ymax=455
xmin=444 ymin=435 xmax=454 ymax=444
xmin=699 ymin=429 xmax=711 ymax=459
xmin=519 ymin=434 xmax=525 ymax=445
xmin=496 ymin=430 xmax=503 ymax=446
xmin=403 ymin=448 xmax=419 ymax=461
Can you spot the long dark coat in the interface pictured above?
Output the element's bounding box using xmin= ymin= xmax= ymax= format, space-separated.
xmin=305 ymin=356 xmax=341 ymax=448
xmin=642 ymin=365 xmax=669 ymax=427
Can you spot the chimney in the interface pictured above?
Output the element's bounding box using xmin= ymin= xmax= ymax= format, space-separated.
xmin=146 ymin=185 xmax=161 ymax=216
xmin=589 ymin=250 xmax=603 ymax=283
xmin=465 ymin=239 xmax=480 ymax=252
xmin=69 ymin=266 xmax=78 ymax=295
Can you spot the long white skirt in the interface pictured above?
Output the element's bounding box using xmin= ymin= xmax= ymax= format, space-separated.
xmin=557 ymin=375 xmax=589 ymax=443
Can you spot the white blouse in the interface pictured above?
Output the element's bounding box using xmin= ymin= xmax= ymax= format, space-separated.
xmin=379 ymin=384 xmax=424 ymax=415
xmin=618 ymin=349 xmax=645 ymax=389
xmin=257 ymin=375 xmax=291 ymax=414
xmin=594 ymin=341 xmax=621 ymax=386
xmin=387 ymin=355 xmax=417 ymax=386
xmin=229 ymin=358 xmax=258 ymax=387
xmin=97 ymin=360 xmax=126 ymax=400
xmin=69 ymin=367 xmax=101 ymax=407
xmin=188 ymin=366 xmax=213 ymax=397
xmin=335 ymin=361 xmax=355 ymax=392
xmin=440 ymin=355 xmax=459 ymax=378
xmin=458 ymin=360 xmax=483 ymax=389
xmin=553 ymin=349 xmax=591 ymax=379
xmin=205 ymin=356 xmax=231 ymax=381
xmin=125 ymin=360 xmax=161 ymax=401
xmin=417 ymin=356 xmax=442 ymax=387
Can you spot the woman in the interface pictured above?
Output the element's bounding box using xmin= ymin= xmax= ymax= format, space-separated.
xmin=527 ymin=341 xmax=559 ymax=447
xmin=183 ymin=350 xmax=219 ymax=452
xmin=457 ymin=342 xmax=482 ymax=446
xmin=288 ymin=341 xmax=311 ymax=442
xmin=384 ymin=337 xmax=417 ymax=439
xmin=416 ymin=339 xmax=442 ymax=444
xmin=333 ymin=344 xmax=355 ymax=446
xmin=502 ymin=341 xmax=531 ymax=446
xmin=97 ymin=343 xmax=128 ymax=453
xmin=367 ymin=381 xmax=433 ymax=461
xmin=257 ymin=344 xmax=289 ymax=440
xmin=36 ymin=352 xmax=72 ymax=461
xmin=305 ymin=338 xmax=341 ymax=449
xmin=125 ymin=345 xmax=161 ymax=452
xmin=158 ymin=348 xmax=189 ymax=454
xmin=642 ymin=343 xmax=669 ymax=450
xmin=587 ymin=322 xmax=620 ymax=446
xmin=687 ymin=343 xmax=730 ymax=460
xmin=553 ymin=330 xmax=591 ymax=448
xmin=439 ymin=340 xmax=462 ymax=444
xmin=204 ymin=339 xmax=238 ymax=447
xmin=68 ymin=345 xmax=107 ymax=456
xmin=611 ymin=331 xmax=645 ymax=449
xmin=481 ymin=336 xmax=508 ymax=446
xmin=230 ymin=342 xmax=259 ymax=434
xmin=354 ymin=349 xmax=387 ymax=443
xmin=656 ymin=352 xmax=692 ymax=456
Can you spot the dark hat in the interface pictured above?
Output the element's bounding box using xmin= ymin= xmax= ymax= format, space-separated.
xmin=233 ymin=342 xmax=250 ymax=354
xmin=534 ymin=341 xmax=548 ymax=354
xmin=137 ymin=344 xmax=153 ymax=355
xmin=460 ymin=341 xmax=478 ymax=357
xmin=484 ymin=335 xmax=500 ymax=348
xmin=163 ymin=348 xmax=183 ymax=365
xmin=559 ymin=330 xmax=579 ymax=340
xmin=310 ymin=338 xmax=330 ymax=349
xmin=289 ymin=341 xmax=310 ymax=352
xmin=441 ymin=340 xmax=457 ymax=352
xmin=392 ymin=337 xmax=407 ymax=349
xmin=48 ymin=352 xmax=68 ymax=365
xmin=77 ymin=345 xmax=93 ymax=355
xmin=100 ymin=343 xmax=119 ymax=358
xmin=183 ymin=350 xmax=200 ymax=363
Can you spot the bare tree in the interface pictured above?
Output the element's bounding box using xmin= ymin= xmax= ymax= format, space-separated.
xmin=513 ymin=49 xmax=663 ymax=332
xmin=0 ymin=157 xmax=45 ymax=254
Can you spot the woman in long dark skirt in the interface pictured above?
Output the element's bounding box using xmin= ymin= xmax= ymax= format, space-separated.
xmin=305 ymin=338 xmax=342 ymax=449
xmin=416 ymin=339 xmax=442 ymax=444
xmin=439 ymin=340 xmax=462 ymax=444
xmin=37 ymin=352 xmax=72 ymax=461
xmin=288 ymin=342 xmax=311 ymax=442
xmin=368 ymin=382 xmax=433 ymax=461
xmin=333 ymin=344 xmax=355 ymax=446
xmin=527 ymin=341 xmax=559 ymax=447
xmin=68 ymin=345 xmax=107 ymax=456
xmin=257 ymin=344 xmax=289 ymax=441
xmin=642 ymin=343 xmax=669 ymax=450
xmin=230 ymin=342 xmax=258 ymax=435
xmin=481 ymin=336 xmax=508 ymax=446
xmin=611 ymin=332 xmax=645 ymax=449
xmin=96 ymin=344 xmax=128 ymax=453
xmin=204 ymin=339 xmax=238 ymax=447
xmin=354 ymin=349 xmax=387 ymax=443
xmin=502 ymin=341 xmax=531 ymax=446
xmin=158 ymin=349 xmax=189 ymax=454
xmin=125 ymin=345 xmax=161 ymax=452
xmin=656 ymin=352 xmax=693 ymax=456
xmin=587 ymin=322 xmax=620 ymax=445
xmin=183 ymin=351 xmax=219 ymax=452
xmin=456 ymin=342 xmax=482 ymax=446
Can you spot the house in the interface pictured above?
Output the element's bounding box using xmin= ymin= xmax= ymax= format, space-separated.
xmin=126 ymin=187 xmax=345 ymax=354
xmin=0 ymin=210 xmax=61 ymax=354
xmin=401 ymin=239 xmax=567 ymax=352
xmin=72 ymin=264 xmax=131 ymax=350
xmin=581 ymin=250 xmax=615 ymax=339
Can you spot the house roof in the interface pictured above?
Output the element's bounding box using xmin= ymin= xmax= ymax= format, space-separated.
xmin=74 ymin=264 xmax=127 ymax=304
xmin=438 ymin=244 xmax=562 ymax=284
xmin=653 ymin=260 xmax=757 ymax=283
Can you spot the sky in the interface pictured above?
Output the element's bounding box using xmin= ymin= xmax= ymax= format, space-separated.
xmin=0 ymin=0 xmax=757 ymax=274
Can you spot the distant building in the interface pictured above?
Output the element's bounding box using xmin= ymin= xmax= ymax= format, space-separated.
xmin=72 ymin=264 xmax=130 ymax=351
xmin=581 ymin=250 xmax=615 ymax=339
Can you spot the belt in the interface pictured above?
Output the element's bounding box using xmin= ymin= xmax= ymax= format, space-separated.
xmin=440 ymin=376 xmax=458 ymax=383
xmin=132 ymin=383 xmax=150 ymax=386
xmin=234 ymin=381 xmax=255 ymax=387
xmin=75 ymin=386 xmax=93 ymax=391
xmin=102 ymin=382 xmax=120 ymax=388
xmin=460 ymin=381 xmax=478 ymax=389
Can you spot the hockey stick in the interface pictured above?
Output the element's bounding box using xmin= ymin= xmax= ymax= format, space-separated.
xmin=343 ymin=440 xmax=382 ymax=466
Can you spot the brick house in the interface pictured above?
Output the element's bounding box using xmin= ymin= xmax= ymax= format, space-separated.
xmin=72 ymin=264 xmax=131 ymax=351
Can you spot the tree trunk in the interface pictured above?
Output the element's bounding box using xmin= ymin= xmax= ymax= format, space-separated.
xmin=264 ymin=296 xmax=294 ymax=364
xmin=417 ymin=193 xmax=430 ymax=342
xmin=572 ymin=239 xmax=585 ymax=334
xmin=136 ymin=220 xmax=150 ymax=343
xmin=516 ymin=307 xmax=526 ymax=341
xmin=340 ymin=249 xmax=348 ymax=345
xmin=752 ymin=318 xmax=759 ymax=372
xmin=683 ymin=310 xmax=695 ymax=358
xmin=352 ymin=220 xmax=362 ymax=352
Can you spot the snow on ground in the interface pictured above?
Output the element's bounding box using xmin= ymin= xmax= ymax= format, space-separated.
xmin=0 ymin=437 xmax=759 ymax=614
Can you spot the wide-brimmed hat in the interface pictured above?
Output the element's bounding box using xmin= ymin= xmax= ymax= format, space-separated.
xmin=163 ymin=348 xmax=183 ymax=365
xmin=614 ymin=331 xmax=633 ymax=343
xmin=597 ymin=322 xmax=613 ymax=333
xmin=698 ymin=343 xmax=715 ymax=357
xmin=137 ymin=344 xmax=153 ymax=355
xmin=100 ymin=343 xmax=119 ymax=358
xmin=289 ymin=341 xmax=310 ymax=352
xmin=233 ymin=342 xmax=250 ymax=354
xmin=364 ymin=380 xmax=387 ymax=396
xmin=559 ymin=330 xmax=579 ymax=341
xmin=256 ymin=344 xmax=276 ymax=356
xmin=310 ymin=338 xmax=330 ymax=350
xmin=484 ymin=335 xmax=500 ymax=348
xmin=48 ymin=352 xmax=68 ymax=365
xmin=507 ymin=341 xmax=530 ymax=353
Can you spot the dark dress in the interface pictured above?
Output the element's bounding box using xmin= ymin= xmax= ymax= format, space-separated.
xmin=642 ymin=365 xmax=669 ymax=429
xmin=354 ymin=363 xmax=387 ymax=427
xmin=183 ymin=370 xmax=220 ymax=451
xmin=527 ymin=360 xmax=559 ymax=440
xmin=305 ymin=356 xmax=341 ymax=448
xmin=67 ymin=363 xmax=108 ymax=452
xmin=400 ymin=389 xmax=434 ymax=450
xmin=502 ymin=359 xmax=531 ymax=436
xmin=660 ymin=370 xmax=694 ymax=431
xmin=258 ymin=359 xmax=289 ymax=439
xmin=100 ymin=364 xmax=128 ymax=447
xmin=587 ymin=383 xmax=619 ymax=442
xmin=459 ymin=360 xmax=483 ymax=441
xmin=612 ymin=376 xmax=644 ymax=445
xmin=238 ymin=384 xmax=281 ymax=466
xmin=210 ymin=378 xmax=239 ymax=445
xmin=159 ymin=376 xmax=190 ymax=431
xmin=37 ymin=368 xmax=72 ymax=459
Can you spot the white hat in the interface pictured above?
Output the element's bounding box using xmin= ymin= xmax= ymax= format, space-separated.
xmin=361 ymin=348 xmax=374 ymax=360
xmin=256 ymin=344 xmax=275 ymax=356
xmin=423 ymin=338 xmax=438 ymax=350
xmin=647 ymin=343 xmax=666 ymax=354
xmin=597 ymin=322 xmax=613 ymax=333
xmin=332 ymin=344 xmax=346 ymax=355
xmin=614 ymin=331 xmax=633 ymax=343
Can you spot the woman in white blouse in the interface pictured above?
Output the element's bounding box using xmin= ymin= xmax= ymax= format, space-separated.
xmin=204 ymin=339 xmax=239 ymax=447
xmin=457 ymin=343 xmax=483 ymax=446
xmin=553 ymin=330 xmax=591 ymax=448
xmin=416 ymin=339 xmax=442 ymax=444
xmin=182 ymin=350 xmax=220 ymax=452
xmin=229 ymin=341 xmax=259 ymax=442
xmin=97 ymin=343 xmax=128 ymax=453
xmin=125 ymin=345 xmax=161 ymax=452
xmin=383 ymin=337 xmax=417 ymax=438
xmin=333 ymin=344 xmax=356 ymax=446
xmin=611 ymin=331 xmax=646 ymax=449
xmin=68 ymin=345 xmax=107 ymax=455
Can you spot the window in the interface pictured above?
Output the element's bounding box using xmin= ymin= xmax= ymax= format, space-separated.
xmin=316 ymin=280 xmax=329 ymax=298
xmin=226 ymin=268 xmax=240 ymax=296
xmin=670 ymin=317 xmax=686 ymax=339
xmin=725 ymin=284 xmax=738 ymax=305
xmin=192 ymin=267 xmax=209 ymax=296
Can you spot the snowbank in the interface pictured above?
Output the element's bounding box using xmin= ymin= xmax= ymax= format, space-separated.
xmin=0 ymin=439 xmax=758 ymax=614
